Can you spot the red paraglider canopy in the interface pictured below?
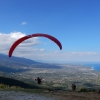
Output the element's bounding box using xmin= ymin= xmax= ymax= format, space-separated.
xmin=8 ymin=33 xmax=62 ymax=57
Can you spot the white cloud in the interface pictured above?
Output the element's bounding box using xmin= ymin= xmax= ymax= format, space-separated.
xmin=0 ymin=32 xmax=100 ymax=62
xmin=65 ymin=52 xmax=97 ymax=56
xmin=33 ymin=51 xmax=99 ymax=62
xmin=39 ymin=51 xmax=97 ymax=57
xmin=21 ymin=22 xmax=27 ymax=25
xmin=0 ymin=32 xmax=42 ymax=56
xmin=10 ymin=32 xmax=26 ymax=39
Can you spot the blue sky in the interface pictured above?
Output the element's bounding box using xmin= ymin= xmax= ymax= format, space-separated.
xmin=0 ymin=0 xmax=100 ymax=63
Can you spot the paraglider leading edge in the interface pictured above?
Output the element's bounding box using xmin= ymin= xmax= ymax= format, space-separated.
xmin=8 ymin=33 xmax=62 ymax=57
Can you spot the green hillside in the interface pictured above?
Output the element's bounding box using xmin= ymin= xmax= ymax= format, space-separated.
xmin=0 ymin=76 xmax=39 ymax=89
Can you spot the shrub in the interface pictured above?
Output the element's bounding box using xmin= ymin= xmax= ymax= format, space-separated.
xmin=78 ymin=88 xmax=88 ymax=92
xmin=0 ymin=83 xmax=10 ymax=88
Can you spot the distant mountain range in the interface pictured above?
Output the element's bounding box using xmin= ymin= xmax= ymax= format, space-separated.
xmin=0 ymin=53 xmax=61 ymax=73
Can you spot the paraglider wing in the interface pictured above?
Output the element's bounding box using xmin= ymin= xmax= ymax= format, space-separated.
xmin=8 ymin=33 xmax=62 ymax=57
xmin=31 ymin=34 xmax=62 ymax=49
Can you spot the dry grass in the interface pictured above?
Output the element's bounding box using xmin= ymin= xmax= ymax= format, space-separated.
xmin=49 ymin=91 xmax=100 ymax=100
xmin=0 ymin=90 xmax=100 ymax=100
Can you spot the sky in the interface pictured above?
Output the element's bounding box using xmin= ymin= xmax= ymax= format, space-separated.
xmin=0 ymin=0 xmax=100 ymax=63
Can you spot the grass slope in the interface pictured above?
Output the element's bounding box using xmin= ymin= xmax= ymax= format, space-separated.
xmin=0 ymin=76 xmax=39 ymax=89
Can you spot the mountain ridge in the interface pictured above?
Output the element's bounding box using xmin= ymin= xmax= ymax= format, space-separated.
xmin=0 ymin=53 xmax=61 ymax=73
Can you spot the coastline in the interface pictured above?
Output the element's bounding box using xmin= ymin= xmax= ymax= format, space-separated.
xmin=84 ymin=63 xmax=100 ymax=72
xmin=90 ymin=66 xmax=94 ymax=70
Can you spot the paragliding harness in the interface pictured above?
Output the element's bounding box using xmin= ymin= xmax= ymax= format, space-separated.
xmin=35 ymin=77 xmax=42 ymax=84
xmin=72 ymin=84 xmax=76 ymax=92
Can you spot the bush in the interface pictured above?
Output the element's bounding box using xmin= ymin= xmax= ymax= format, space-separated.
xmin=10 ymin=86 xmax=21 ymax=89
xmin=0 ymin=83 xmax=9 ymax=88
xmin=78 ymin=88 xmax=88 ymax=92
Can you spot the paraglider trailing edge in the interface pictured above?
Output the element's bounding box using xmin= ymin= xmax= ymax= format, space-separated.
xmin=8 ymin=33 xmax=62 ymax=57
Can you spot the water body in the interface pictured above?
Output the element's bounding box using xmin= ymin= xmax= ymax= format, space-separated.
xmin=84 ymin=63 xmax=100 ymax=71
